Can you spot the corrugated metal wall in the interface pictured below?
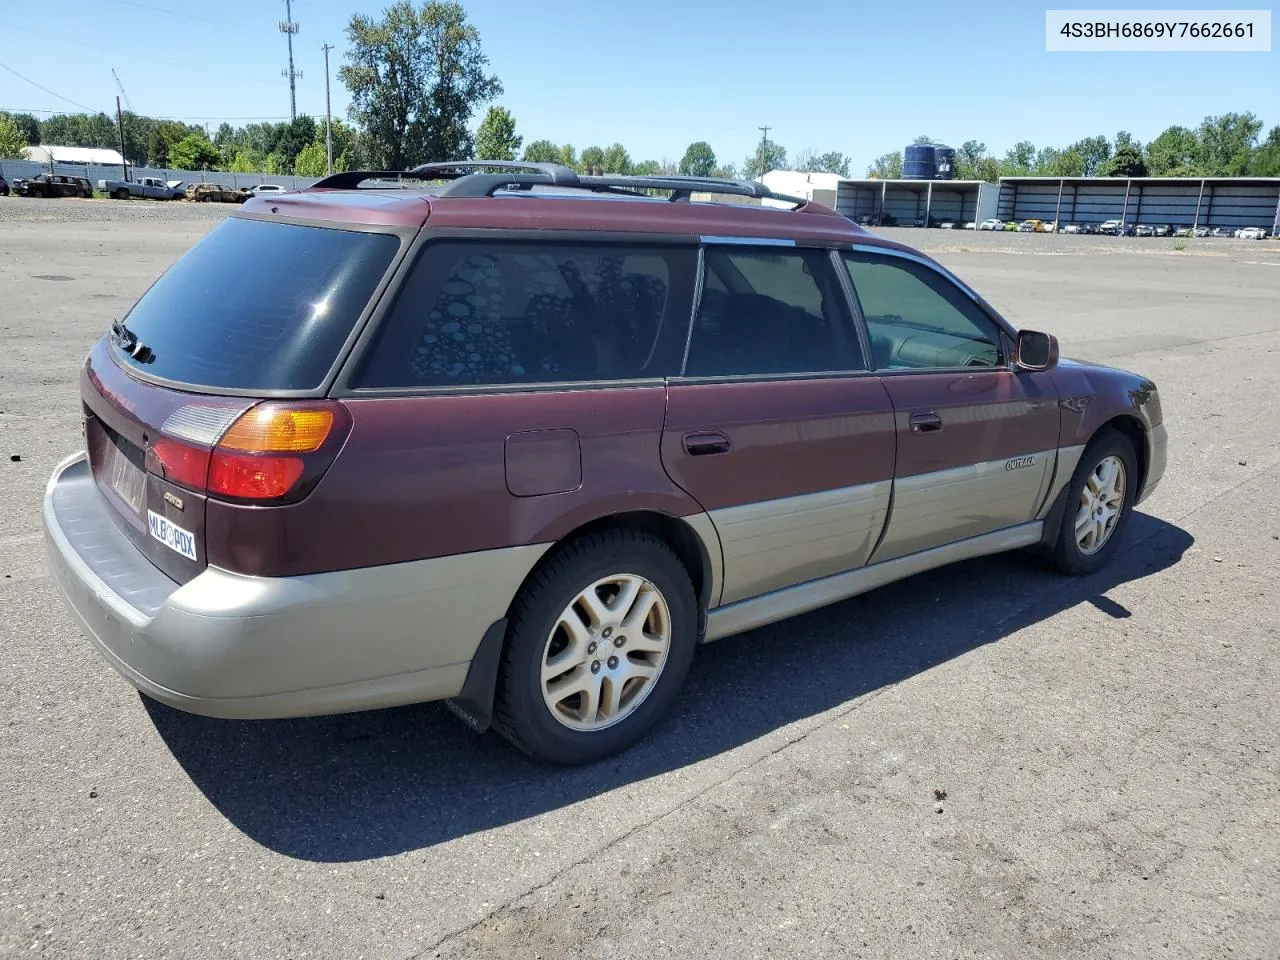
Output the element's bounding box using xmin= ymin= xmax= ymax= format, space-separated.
xmin=998 ymin=179 xmax=1280 ymax=230
xmin=0 ymin=158 xmax=321 ymax=191
xmin=836 ymin=183 xmax=982 ymax=224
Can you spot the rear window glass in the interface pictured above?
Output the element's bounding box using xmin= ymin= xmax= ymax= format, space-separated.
xmin=116 ymin=218 xmax=398 ymax=390
xmin=355 ymin=241 xmax=696 ymax=388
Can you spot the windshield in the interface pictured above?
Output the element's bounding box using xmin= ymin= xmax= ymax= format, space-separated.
xmin=115 ymin=217 xmax=399 ymax=390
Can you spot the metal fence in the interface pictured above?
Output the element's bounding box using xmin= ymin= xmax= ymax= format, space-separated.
xmin=0 ymin=158 xmax=321 ymax=191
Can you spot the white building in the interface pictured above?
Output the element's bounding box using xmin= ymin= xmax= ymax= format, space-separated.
xmin=23 ymin=145 xmax=126 ymax=166
xmin=759 ymin=170 xmax=842 ymax=209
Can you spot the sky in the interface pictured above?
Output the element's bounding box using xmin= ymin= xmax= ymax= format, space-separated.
xmin=1 ymin=0 xmax=1276 ymax=173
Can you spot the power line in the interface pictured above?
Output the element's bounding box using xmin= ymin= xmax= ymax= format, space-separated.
xmin=5 ymin=25 xmax=226 ymax=75
xmin=100 ymin=0 xmax=223 ymax=25
xmin=1 ymin=106 xmax=294 ymax=121
xmin=0 ymin=60 xmax=98 ymax=113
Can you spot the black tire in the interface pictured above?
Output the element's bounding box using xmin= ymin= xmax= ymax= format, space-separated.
xmin=112 ymin=188 xmax=129 ymax=201
xmin=1052 ymin=428 xmax=1138 ymax=575
xmin=492 ymin=529 xmax=698 ymax=765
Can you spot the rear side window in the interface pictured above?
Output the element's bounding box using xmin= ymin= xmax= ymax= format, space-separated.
xmin=356 ymin=241 xmax=697 ymax=388
xmin=116 ymin=218 xmax=399 ymax=390
xmin=684 ymin=248 xmax=864 ymax=377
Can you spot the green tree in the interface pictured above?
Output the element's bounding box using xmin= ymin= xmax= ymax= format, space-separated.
xmin=601 ymin=142 xmax=631 ymax=174
xmin=1248 ymin=125 xmax=1280 ymax=177
xmin=340 ymin=0 xmax=502 ymax=169
xmin=1066 ymin=135 xmax=1111 ymax=176
xmin=263 ymin=152 xmax=286 ymax=176
xmin=228 ymin=151 xmax=261 ymax=173
xmin=1145 ymin=125 xmax=1202 ymax=176
xmin=796 ymin=149 xmax=850 ymax=176
xmin=912 ymin=134 xmax=934 ymax=145
xmin=712 ymin=162 xmax=738 ymax=179
xmin=168 ymin=133 xmax=221 ymax=170
xmin=293 ymin=141 xmax=329 ymax=177
xmin=679 ymin=141 xmax=717 ymax=177
xmin=7 ymin=112 xmax=40 ymax=145
xmin=147 ymin=121 xmax=192 ymax=167
xmin=474 ymin=105 xmax=521 ymax=161
xmin=743 ymin=138 xmax=786 ymax=179
xmin=1000 ymin=140 xmax=1037 ymax=176
xmin=1197 ymin=112 xmax=1262 ymax=176
xmin=522 ymin=139 xmax=560 ymax=163
xmin=954 ymin=140 xmax=986 ymax=179
xmin=0 ymin=114 xmax=27 ymax=158
xmin=866 ymin=151 xmax=902 ymax=179
xmin=580 ymin=145 xmax=605 ymax=173
xmin=556 ymin=143 xmax=576 ymax=169
xmin=974 ymin=156 xmax=1001 ymax=182
xmin=1034 ymin=146 xmax=1085 ymax=177
xmin=632 ymin=159 xmax=660 ymax=176
xmin=1098 ymin=131 xmax=1147 ymax=176
xmin=272 ymin=116 xmax=318 ymax=171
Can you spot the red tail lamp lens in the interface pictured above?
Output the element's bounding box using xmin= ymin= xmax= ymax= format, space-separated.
xmin=152 ymin=437 xmax=210 ymax=490
xmin=207 ymin=453 xmax=305 ymax=500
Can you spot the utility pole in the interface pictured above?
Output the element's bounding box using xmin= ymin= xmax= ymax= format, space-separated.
xmin=322 ymin=42 xmax=334 ymax=175
xmin=115 ymin=96 xmax=128 ymax=181
xmin=279 ymin=0 xmax=301 ymax=121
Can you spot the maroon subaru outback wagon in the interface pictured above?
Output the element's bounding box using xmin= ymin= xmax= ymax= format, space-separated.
xmin=44 ymin=161 xmax=1166 ymax=764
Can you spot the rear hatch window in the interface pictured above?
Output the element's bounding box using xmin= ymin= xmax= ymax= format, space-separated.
xmin=114 ymin=217 xmax=399 ymax=390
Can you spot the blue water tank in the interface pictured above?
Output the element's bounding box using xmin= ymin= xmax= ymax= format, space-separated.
xmin=933 ymin=145 xmax=956 ymax=180
xmin=903 ymin=143 xmax=935 ymax=180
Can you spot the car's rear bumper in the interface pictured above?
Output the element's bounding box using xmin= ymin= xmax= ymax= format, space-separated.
xmin=44 ymin=453 xmax=547 ymax=719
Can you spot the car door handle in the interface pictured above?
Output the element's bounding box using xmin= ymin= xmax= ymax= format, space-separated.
xmin=684 ymin=432 xmax=731 ymax=456
xmin=910 ymin=412 xmax=943 ymax=434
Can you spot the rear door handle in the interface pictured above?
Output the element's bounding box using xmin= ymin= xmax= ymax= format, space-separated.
xmin=684 ymin=432 xmax=731 ymax=456
xmin=910 ymin=412 xmax=943 ymax=434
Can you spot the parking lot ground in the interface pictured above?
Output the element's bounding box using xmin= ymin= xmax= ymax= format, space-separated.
xmin=1 ymin=205 xmax=1278 ymax=960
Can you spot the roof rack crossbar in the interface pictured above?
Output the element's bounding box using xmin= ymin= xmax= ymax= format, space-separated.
xmin=410 ymin=160 xmax=581 ymax=185
xmin=431 ymin=170 xmax=807 ymax=206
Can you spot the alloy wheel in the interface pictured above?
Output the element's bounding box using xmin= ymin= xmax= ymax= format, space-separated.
xmin=1075 ymin=455 xmax=1127 ymax=555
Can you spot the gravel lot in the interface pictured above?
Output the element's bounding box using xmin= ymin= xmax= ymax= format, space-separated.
xmin=1 ymin=197 xmax=1278 ymax=960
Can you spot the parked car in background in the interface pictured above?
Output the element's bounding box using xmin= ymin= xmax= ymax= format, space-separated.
xmin=978 ymin=218 xmax=1004 ymax=231
xmin=15 ymin=174 xmax=93 ymax=198
xmin=1209 ymin=227 xmax=1233 ymax=238
xmin=1019 ymin=219 xmax=1045 ymax=233
xmin=0 ymin=173 xmax=9 ymax=196
xmin=1062 ymin=223 xmax=1082 ymax=234
xmin=1134 ymin=224 xmax=1155 ymax=237
xmin=1115 ymin=224 xmax=1135 ymax=237
xmin=1041 ymin=221 xmax=1058 ymax=233
xmin=1153 ymin=224 xmax=1173 ymax=237
xmin=41 ymin=160 xmax=1167 ymax=764
xmin=1003 ymin=220 xmax=1020 ymax=231
xmin=1238 ymin=227 xmax=1268 ymax=240
xmin=1193 ymin=226 xmax=1210 ymax=238
xmin=938 ymin=221 xmax=956 ymax=229
xmin=1098 ymin=219 xmax=1124 ymax=235
xmin=187 ymin=183 xmax=251 ymax=204
xmin=99 ymin=177 xmax=185 ymax=201
xmin=250 ymin=184 xmax=287 ymax=196
xmin=962 ymin=221 xmax=976 ymax=230
xmin=1174 ymin=227 xmax=1193 ymax=237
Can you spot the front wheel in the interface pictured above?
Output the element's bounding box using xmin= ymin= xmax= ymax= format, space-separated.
xmin=492 ymin=530 xmax=697 ymax=764
xmin=1053 ymin=429 xmax=1138 ymax=575
xmin=112 ymin=188 xmax=129 ymax=201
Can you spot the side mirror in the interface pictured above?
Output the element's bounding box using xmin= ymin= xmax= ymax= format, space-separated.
xmin=1014 ymin=330 xmax=1058 ymax=371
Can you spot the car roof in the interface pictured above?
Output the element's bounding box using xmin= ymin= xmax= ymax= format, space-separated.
xmin=239 ymin=186 xmax=899 ymax=249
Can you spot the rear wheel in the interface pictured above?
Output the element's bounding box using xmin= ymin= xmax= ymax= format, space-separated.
xmin=112 ymin=188 xmax=129 ymax=201
xmin=492 ymin=530 xmax=697 ymax=764
xmin=1053 ymin=429 xmax=1138 ymax=575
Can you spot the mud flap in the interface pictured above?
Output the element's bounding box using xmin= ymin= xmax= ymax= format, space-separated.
xmin=445 ymin=617 xmax=508 ymax=734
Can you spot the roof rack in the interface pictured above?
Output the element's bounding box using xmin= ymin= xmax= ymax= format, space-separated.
xmin=310 ymin=162 xmax=808 ymax=207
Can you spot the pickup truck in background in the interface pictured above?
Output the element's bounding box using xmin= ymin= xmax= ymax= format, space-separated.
xmin=98 ymin=176 xmax=185 ymax=200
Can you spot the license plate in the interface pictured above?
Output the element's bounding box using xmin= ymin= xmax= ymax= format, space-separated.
xmin=107 ymin=442 xmax=146 ymax=514
xmin=147 ymin=510 xmax=197 ymax=561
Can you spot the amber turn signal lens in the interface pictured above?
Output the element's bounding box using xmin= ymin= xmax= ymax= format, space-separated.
xmin=219 ymin=405 xmax=334 ymax=453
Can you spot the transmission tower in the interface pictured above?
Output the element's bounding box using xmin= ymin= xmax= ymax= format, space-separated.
xmin=279 ymin=0 xmax=302 ymax=120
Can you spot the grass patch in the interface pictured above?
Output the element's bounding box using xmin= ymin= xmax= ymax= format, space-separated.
xmin=1173 ymin=239 xmax=1189 ymax=252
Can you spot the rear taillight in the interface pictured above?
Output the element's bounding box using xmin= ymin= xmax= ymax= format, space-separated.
xmin=148 ymin=401 xmax=348 ymax=503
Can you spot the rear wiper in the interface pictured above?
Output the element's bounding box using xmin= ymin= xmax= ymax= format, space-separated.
xmin=110 ymin=320 xmax=154 ymax=363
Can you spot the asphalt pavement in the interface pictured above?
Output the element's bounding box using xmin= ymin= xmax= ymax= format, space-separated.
xmin=1 ymin=199 xmax=1277 ymax=959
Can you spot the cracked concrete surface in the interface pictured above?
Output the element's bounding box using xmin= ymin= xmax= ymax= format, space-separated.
xmin=1 ymin=214 xmax=1277 ymax=959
